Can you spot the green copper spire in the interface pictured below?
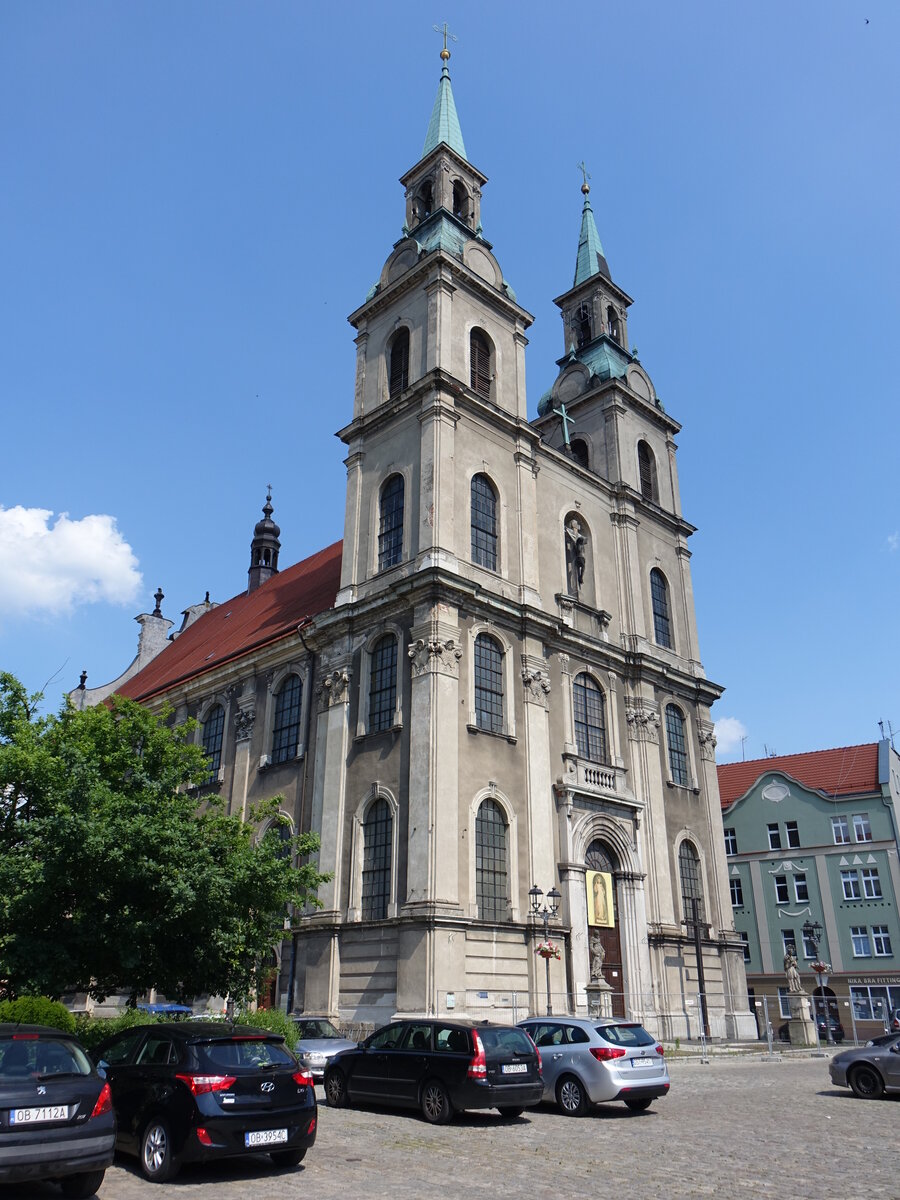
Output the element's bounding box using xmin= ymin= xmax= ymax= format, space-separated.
xmin=573 ymin=170 xmax=610 ymax=285
xmin=423 ymin=27 xmax=467 ymax=159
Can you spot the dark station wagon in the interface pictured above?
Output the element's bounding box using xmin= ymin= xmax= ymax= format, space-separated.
xmin=324 ymin=1018 xmax=543 ymax=1123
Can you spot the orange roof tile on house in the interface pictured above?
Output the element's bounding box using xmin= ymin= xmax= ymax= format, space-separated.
xmin=117 ymin=541 xmax=343 ymax=703
xmin=717 ymin=743 xmax=880 ymax=810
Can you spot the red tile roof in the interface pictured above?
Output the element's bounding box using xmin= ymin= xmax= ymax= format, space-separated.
xmin=117 ymin=541 xmax=343 ymax=703
xmin=717 ymin=743 xmax=880 ymax=810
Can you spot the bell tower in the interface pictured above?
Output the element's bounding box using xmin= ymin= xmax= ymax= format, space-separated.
xmin=247 ymin=488 xmax=281 ymax=592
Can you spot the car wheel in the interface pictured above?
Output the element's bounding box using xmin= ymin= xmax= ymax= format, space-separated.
xmin=625 ymin=1097 xmax=653 ymax=1113
xmin=270 ymin=1148 xmax=307 ymax=1168
xmin=324 ymin=1067 xmax=348 ymax=1107
xmin=849 ymin=1064 xmax=885 ymax=1100
xmin=60 ymin=1170 xmax=107 ymax=1199
xmin=557 ymin=1074 xmax=587 ymax=1117
xmin=497 ymin=1106 xmax=524 ymax=1119
xmin=421 ymin=1079 xmax=453 ymax=1124
xmin=140 ymin=1117 xmax=179 ymax=1183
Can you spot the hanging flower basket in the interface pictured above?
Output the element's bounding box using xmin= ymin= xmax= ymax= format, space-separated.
xmin=535 ymin=940 xmax=561 ymax=961
xmin=811 ymin=961 xmax=831 ymax=975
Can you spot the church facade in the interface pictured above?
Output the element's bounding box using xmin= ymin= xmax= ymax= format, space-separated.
xmin=96 ymin=50 xmax=753 ymax=1039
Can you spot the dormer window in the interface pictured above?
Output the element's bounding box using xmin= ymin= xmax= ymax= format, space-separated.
xmin=576 ymin=302 xmax=592 ymax=348
xmin=452 ymin=181 xmax=469 ymax=222
xmin=607 ymin=305 xmax=620 ymax=343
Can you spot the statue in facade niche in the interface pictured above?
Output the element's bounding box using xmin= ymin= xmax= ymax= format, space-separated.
xmin=784 ymin=949 xmax=803 ymax=994
xmin=589 ymin=930 xmax=606 ymax=981
xmin=565 ymin=518 xmax=586 ymax=593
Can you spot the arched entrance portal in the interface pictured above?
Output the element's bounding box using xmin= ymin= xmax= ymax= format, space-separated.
xmin=586 ymin=840 xmax=625 ymax=1017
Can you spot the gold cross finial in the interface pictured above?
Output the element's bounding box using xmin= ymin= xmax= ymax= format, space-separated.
xmin=578 ymin=161 xmax=591 ymax=195
xmin=433 ymin=21 xmax=457 ymax=61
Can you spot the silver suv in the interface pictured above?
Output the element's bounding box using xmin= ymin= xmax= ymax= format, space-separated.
xmin=518 ymin=1016 xmax=669 ymax=1116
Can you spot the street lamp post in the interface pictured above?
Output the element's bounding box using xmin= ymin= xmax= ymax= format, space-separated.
xmin=529 ymin=884 xmax=562 ymax=1016
xmin=802 ymin=919 xmax=833 ymax=1045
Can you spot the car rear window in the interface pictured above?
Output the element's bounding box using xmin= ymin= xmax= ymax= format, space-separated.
xmin=195 ymin=1037 xmax=295 ymax=1071
xmin=478 ymin=1027 xmax=535 ymax=1055
xmin=0 ymin=1036 xmax=93 ymax=1080
xmin=296 ymin=1020 xmax=340 ymax=1039
xmin=595 ymin=1023 xmax=656 ymax=1048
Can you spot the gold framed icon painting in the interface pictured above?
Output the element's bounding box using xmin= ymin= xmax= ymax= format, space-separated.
xmin=586 ymin=870 xmax=614 ymax=928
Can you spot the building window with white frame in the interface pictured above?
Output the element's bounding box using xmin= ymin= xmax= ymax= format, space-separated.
xmin=784 ymin=820 xmax=800 ymax=848
xmin=361 ymin=798 xmax=392 ymax=921
xmin=767 ymin=823 xmax=781 ymax=850
xmin=782 ymin=929 xmax=796 ymax=956
xmin=738 ymin=931 xmax=751 ymax=962
xmin=872 ymin=925 xmax=892 ymax=956
xmin=831 ymin=815 xmax=850 ymax=844
xmin=841 ymin=869 xmax=861 ymax=900
xmin=777 ymin=986 xmax=791 ymax=1019
xmin=850 ymin=926 xmax=872 ymax=957
xmin=573 ymin=673 xmax=608 ymax=762
xmin=272 ymin=675 xmax=303 ymax=765
xmin=794 ymin=873 xmax=809 ymax=903
xmin=861 ymin=868 xmax=882 ymax=900
xmin=774 ymin=876 xmax=789 ymax=904
xmin=201 ymin=705 xmax=225 ymax=783
xmin=801 ymin=927 xmax=817 ymax=959
xmin=724 ymin=828 xmax=737 ymax=856
xmin=730 ymin=877 xmax=744 ymax=907
xmin=853 ymin=813 xmax=872 ymax=842
xmin=475 ymin=799 xmax=508 ymax=921
xmin=665 ymin=705 xmax=689 ymax=786
xmin=368 ymin=634 xmax=397 ymax=734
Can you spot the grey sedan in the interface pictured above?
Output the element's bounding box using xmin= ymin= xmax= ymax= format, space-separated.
xmin=292 ymin=1018 xmax=357 ymax=1082
xmin=828 ymin=1032 xmax=900 ymax=1099
xmin=518 ymin=1016 xmax=669 ymax=1116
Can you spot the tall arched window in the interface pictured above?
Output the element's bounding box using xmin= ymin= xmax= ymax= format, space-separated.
xmin=388 ymin=328 xmax=409 ymax=398
xmin=470 ymin=329 xmax=491 ymax=398
xmin=576 ymin=301 xmax=592 ymax=347
xmin=272 ymin=675 xmax=303 ymax=765
xmin=475 ymin=799 xmax=508 ymax=920
xmin=607 ymin=305 xmax=621 ymax=343
xmin=202 ymin=705 xmax=225 ymax=782
xmin=573 ymin=674 xmax=608 ymax=762
xmin=570 ymin=438 xmax=589 ymax=469
xmin=638 ymin=440 xmax=657 ymax=502
xmin=474 ymin=633 xmax=503 ymax=733
xmin=361 ymin=798 xmax=392 ymax=921
xmin=471 ymin=474 xmax=498 ymax=570
xmin=378 ymin=475 xmax=404 ymax=571
xmin=416 ymin=181 xmax=433 ymax=220
xmin=666 ymin=704 xmax=689 ymax=786
xmin=368 ymin=634 xmax=397 ymax=733
xmin=678 ymin=840 xmax=704 ymax=924
xmin=650 ymin=568 xmax=672 ymax=648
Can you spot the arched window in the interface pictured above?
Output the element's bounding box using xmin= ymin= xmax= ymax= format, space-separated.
xmin=368 ymin=634 xmax=397 ymax=733
xmin=471 ymin=474 xmax=498 ymax=570
xmin=388 ymin=328 xmax=409 ymax=398
xmin=650 ymin=568 xmax=672 ymax=649
xmin=470 ymin=330 xmax=492 ymax=399
xmin=570 ymin=438 xmax=589 ymax=470
xmin=416 ymin=181 xmax=433 ymax=220
xmin=474 ymin=633 xmax=503 ymax=733
xmin=452 ymin=181 xmax=469 ymax=221
xmin=201 ymin=705 xmax=225 ymax=782
xmin=361 ymin=798 xmax=392 ymax=921
xmin=272 ymin=675 xmax=303 ymax=765
xmin=475 ymin=799 xmax=508 ymax=920
xmin=576 ymin=301 xmax=592 ymax=347
xmin=606 ymin=305 xmax=620 ymax=343
xmin=666 ymin=704 xmax=689 ymax=786
xmin=638 ymin=441 xmax=657 ymax=502
xmin=678 ymin=840 xmax=704 ymax=924
xmin=378 ymin=475 xmax=404 ymax=571
xmin=573 ymin=674 xmax=608 ymax=763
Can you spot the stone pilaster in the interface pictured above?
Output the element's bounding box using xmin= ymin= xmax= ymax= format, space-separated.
xmin=520 ymin=650 xmax=555 ymax=900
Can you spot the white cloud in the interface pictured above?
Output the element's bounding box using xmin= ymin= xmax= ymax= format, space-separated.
xmin=714 ymin=716 xmax=748 ymax=759
xmin=0 ymin=506 xmax=142 ymax=619
xmin=887 ymin=532 xmax=899 ymax=553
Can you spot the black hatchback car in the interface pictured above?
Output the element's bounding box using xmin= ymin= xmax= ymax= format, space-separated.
xmin=323 ymin=1018 xmax=543 ymax=1123
xmin=95 ymin=1021 xmax=316 ymax=1182
xmin=0 ymin=1023 xmax=115 ymax=1198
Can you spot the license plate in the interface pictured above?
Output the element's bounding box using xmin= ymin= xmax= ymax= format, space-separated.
xmin=244 ymin=1128 xmax=288 ymax=1148
xmin=10 ymin=1105 xmax=69 ymax=1124
xmin=631 ymin=1057 xmax=654 ymax=1068
xmin=501 ymin=1063 xmax=528 ymax=1074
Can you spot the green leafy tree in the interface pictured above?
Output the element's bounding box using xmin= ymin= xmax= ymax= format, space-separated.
xmin=0 ymin=674 xmax=328 ymax=1004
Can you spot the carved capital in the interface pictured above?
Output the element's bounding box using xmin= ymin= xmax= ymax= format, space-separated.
xmin=698 ymin=722 xmax=718 ymax=761
xmin=625 ymin=704 xmax=661 ymax=743
xmin=233 ymin=706 xmax=256 ymax=742
xmin=316 ymin=668 xmax=352 ymax=706
xmin=408 ymin=636 xmax=462 ymax=678
xmin=521 ymin=655 xmax=551 ymax=707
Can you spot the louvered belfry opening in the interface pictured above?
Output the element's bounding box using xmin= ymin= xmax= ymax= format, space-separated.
xmin=389 ymin=328 xmax=409 ymax=398
xmin=470 ymin=329 xmax=491 ymax=398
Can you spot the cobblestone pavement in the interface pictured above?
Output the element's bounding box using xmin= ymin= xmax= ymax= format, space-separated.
xmin=6 ymin=1055 xmax=898 ymax=1200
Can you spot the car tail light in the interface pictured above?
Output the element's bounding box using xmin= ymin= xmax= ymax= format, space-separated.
xmin=11 ymin=1034 xmax=38 ymax=1040
xmin=196 ymin=1127 xmax=213 ymax=1146
xmin=655 ymin=1044 xmax=665 ymax=1056
xmin=176 ymin=1073 xmax=237 ymax=1096
xmin=590 ymin=1046 xmax=626 ymax=1062
xmin=467 ymin=1030 xmax=487 ymax=1079
xmin=292 ymin=1069 xmax=314 ymax=1088
xmin=90 ymin=1082 xmax=113 ymax=1118
xmin=306 ymin=1115 xmax=317 ymax=1136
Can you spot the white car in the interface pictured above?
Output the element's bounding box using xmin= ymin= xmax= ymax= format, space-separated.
xmin=292 ymin=1018 xmax=357 ymax=1081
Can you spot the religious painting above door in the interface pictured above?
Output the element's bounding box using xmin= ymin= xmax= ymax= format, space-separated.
xmin=586 ymin=869 xmax=614 ymax=928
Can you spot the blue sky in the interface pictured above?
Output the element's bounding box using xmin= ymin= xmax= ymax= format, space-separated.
xmin=2 ymin=1 xmax=897 ymax=762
